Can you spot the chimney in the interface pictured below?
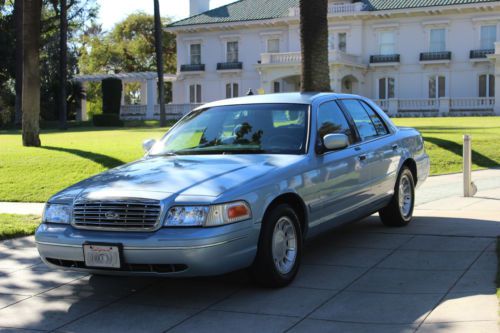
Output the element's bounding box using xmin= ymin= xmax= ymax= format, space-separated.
xmin=190 ymin=0 xmax=210 ymax=16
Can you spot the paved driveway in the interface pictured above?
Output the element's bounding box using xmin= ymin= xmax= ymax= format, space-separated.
xmin=0 ymin=171 xmax=499 ymax=333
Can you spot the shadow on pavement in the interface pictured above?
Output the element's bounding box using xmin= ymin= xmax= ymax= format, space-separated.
xmin=0 ymin=215 xmax=497 ymax=332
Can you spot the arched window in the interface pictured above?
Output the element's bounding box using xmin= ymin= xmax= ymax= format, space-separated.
xmin=378 ymin=77 xmax=395 ymax=100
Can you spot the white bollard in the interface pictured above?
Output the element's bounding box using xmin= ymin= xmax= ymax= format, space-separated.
xmin=463 ymin=135 xmax=477 ymax=197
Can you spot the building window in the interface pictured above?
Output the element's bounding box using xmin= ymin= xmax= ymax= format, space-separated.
xmin=225 ymin=83 xmax=239 ymax=98
xmin=227 ymin=41 xmax=239 ymax=62
xmin=273 ymin=81 xmax=281 ymax=93
xmin=338 ymin=33 xmax=347 ymax=52
xmin=267 ymin=38 xmax=280 ymax=53
xmin=480 ymin=25 xmax=497 ymax=50
xmin=190 ymin=44 xmax=201 ymax=65
xmin=479 ymin=74 xmax=495 ymax=97
xmin=379 ymin=31 xmax=395 ymax=55
xmin=189 ymin=84 xmax=202 ymax=103
xmin=328 ymin=32 xmax=347 ymax=51
xmin=378 ymin=77 xmax=395 ymax=99
xmin=430 ymin=28 xmax=446 ymax=52
xmin=429 ymin=75 xmax=446 ymax=98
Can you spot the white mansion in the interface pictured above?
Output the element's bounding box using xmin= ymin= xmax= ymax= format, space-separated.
xmin=162 ymin=0 xmax=500 ymax=117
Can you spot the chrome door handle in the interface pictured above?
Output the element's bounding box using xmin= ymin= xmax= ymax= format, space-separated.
xmin=392 ymin=144 xmax=399 ymax=150
xmin=358 ymin=154 xmax=367 ymax=161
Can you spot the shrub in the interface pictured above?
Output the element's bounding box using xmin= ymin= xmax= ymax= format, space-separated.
xmin=102 ymin=78 xmax=122 ymax=115
xmin=92 ymin=114 xmax=124 ymax=127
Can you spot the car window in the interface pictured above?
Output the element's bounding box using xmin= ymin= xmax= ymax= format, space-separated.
xmin=341 ymin=99 xmax=379 ymax=141
xmin=317 ymin=101 xmax=354 ymax=144
xmin=359 ymin=101 xmax=389 ymax=136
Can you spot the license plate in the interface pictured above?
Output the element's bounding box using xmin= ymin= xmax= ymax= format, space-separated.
xmin=83 ymin=244 xmax=121 ymax=269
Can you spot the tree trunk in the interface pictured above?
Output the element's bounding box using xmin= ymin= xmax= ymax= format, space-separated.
xmin=59 ymin=0 xmax=68 ymax=129
xmin=154 ymin=0 xmax=166 ymax=127
xmin=22 ymin=0 xmax=42 ymax=147
xmin=14 ymin=0 xmax=23 ymax=125
xmin=299 ymin=0 xmax=331 ymax=92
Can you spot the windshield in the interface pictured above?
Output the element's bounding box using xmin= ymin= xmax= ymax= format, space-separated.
xmin=149 ymin=103 xmax=309 ymax=155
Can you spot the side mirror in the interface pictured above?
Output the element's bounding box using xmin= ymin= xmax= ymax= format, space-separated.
xmin=323 ymin=133 xmax=349 ymax=151
xmin=142 ymin=139 xmax=156 ymax=153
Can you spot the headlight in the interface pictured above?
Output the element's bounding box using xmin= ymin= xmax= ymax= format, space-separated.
xmin=42 ymin=203 xmax=72 ymax=224
xmin=164 ymin=201 xmax=251 ymax=227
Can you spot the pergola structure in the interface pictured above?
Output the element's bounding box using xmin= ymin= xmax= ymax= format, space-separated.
xmin=73 ymin=72 xmax=176 ymax=121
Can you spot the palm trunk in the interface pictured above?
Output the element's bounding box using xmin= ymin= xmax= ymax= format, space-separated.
xmin=59 ymin=0 xmax=68 ymax=129
xmin=154 ymin=0 xmax=166 ymax=127
xmin=22 ymin=0 xmax=42 ymax=147
xmin=299 ymin=0 xmax=331 ymax=92
xmin=14 ymin=0 xmax=23 ymax=125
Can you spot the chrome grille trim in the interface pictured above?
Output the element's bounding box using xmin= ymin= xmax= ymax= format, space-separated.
xmin=72 ymin=200 xmax=162 ymax=231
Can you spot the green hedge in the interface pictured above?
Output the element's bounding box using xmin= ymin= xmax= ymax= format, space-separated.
xmin=92 ymin=114 xmax=124 ymax=127
xmin=102 ymin=78 xmax=122 ymax=115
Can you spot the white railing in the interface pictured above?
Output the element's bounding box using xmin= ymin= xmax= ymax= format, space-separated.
xmin=398 ymin=99 xmax=439 ymax=111
xmin=450 ymin=97 xmax=495 ymax=110
xmin=288 ymin=2 xmax=365 ymax=17
xmin=260 ymin=51 xmax=362 ymax=66
xmin=373 ymin=99 xmax=389 ymax=111
xmin=120 ymin=104 xmax=202 ymax=120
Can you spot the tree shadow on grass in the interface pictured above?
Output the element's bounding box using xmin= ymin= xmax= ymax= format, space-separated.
xmin=41 ymin=146 xmax=126 ymax=169
xmin=425 ymin=137 xmax=499 ymax=169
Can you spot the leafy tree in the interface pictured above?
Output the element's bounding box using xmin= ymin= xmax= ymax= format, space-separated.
xmin=300 ymin=0 xmax=331 ymax=92
xmin=79 ymin=12 xmax=176 ymax=112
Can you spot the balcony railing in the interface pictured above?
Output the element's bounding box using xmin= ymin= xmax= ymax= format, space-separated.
xmin=180 ymin=64 xmax=205 ymax=72
xmin=260 ymin=51 xmax=362 ymax=66
xmin=370 ymin=54 xmax=400 ymax=64
xmin=289 ymin=2 xmax=365 ymax=16
xmin=470 ymin=49 xmax=494 ymax=59
xmin=373 ymin=97 xmax=494 ymax=115
xmin=120 ymin=103 xmax=203 ymax=120
xmin=217 ymin=62 xmax=243 ymax=70
xmin=419 ymin=51 xmax=452 ymax=62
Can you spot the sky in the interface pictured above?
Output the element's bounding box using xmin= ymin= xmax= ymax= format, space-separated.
xmin=97 ymin=0 xmax=236 ymax=31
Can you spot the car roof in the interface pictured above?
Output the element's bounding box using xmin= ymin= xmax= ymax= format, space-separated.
xmin=195 ymin=92 xmax=363 ymax=110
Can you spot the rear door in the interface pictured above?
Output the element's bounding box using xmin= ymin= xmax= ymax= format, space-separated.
xmin=338 ymin=99 xmax=398 ymax=207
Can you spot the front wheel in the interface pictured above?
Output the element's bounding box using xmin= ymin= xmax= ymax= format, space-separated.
xmin=379 ymin=167 xmax=415 ymax=227
xmin=251 ymin=204 xmax=302 ymax=288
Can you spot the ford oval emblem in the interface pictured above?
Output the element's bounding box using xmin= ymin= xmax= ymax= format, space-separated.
xmin=104 ymin=211 xmax=119 ymax=220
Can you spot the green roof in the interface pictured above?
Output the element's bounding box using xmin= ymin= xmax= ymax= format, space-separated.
xmin=169 ymin=0 xmax=500 ymax=28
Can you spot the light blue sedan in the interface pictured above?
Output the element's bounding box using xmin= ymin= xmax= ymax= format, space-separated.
xmin=36 ymin=93 xmax=430 ymax=287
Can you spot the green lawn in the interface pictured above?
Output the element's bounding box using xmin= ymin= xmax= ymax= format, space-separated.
xmin=0 ymin=117 xmax=499 ymax=203
xmin=0 ymin=214 xmax=40 ymax=240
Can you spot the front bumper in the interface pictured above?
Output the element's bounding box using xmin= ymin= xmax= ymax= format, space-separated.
xmin=35 ymin=222 xmax=259 ymax=277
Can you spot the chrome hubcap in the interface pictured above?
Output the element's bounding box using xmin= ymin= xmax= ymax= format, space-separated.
xmin=398 ymin=174 xmax=413 ymax=218
xmin=272 ymin=216 xmax=297 ymax=275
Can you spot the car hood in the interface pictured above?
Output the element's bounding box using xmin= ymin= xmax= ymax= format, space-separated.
xmin=49 ymin=154 xmax=304 ymax=203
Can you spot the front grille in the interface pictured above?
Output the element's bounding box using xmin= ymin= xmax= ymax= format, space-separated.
xmin=73 ymin=200 xmax=162 ymax=231
xmin=45 ymin=258 xmax=188 ymax=273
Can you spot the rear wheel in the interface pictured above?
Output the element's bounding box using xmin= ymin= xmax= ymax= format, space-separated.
xmin=379 ymin=167 xmax=415 ymax=227
xmin=251 ymin=204 xmax=302 ymax=287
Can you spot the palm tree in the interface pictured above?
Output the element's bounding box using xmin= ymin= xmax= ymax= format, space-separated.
xmin=59 ymin=0 xmax=68 ymax=129
xmin=299 ymin=0 xmax=331 ymax=92
xmin=154 ymin=0 xmax=166 ymax=126
xmin=22 ymin=0 xmax=42 ymax=147
xmin=14 ymin=0 xmax=23 ymax=125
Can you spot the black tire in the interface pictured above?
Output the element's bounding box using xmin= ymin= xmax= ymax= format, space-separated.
xmin=379 ymin=167 xmax=415 ymax=227
xmin=251 ymin=204 xmax=302 ymax=288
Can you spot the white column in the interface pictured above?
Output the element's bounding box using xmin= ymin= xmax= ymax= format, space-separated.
xmin=140 ymin=81 xmax=148 ymax=105
xmin=77 ymin=81 xmax=88 ymax=121
xmin=146 ymin=79 xmax=155 ymax=119
xmin=388 ymin=99 xmax=398 ymax=116
xmin=494 ymin=42 xmax=500 ymax=115
xmin=439 ymin=97 xmax=450 ymax=115
xmin=121 ymin=81 xmax=126 ymax=106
